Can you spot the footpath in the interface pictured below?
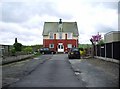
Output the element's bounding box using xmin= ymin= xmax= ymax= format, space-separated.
xmin=0 ymin=54 xmax=34 ymax=65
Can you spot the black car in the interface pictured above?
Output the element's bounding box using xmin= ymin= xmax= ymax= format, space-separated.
xmin=40 ymin=48 xmax=56 ymax=54
xmin=68 ymin=48 xmax=81 ymax=59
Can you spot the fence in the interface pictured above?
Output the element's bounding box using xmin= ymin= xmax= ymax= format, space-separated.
xmin=95 ymin=41 xmax=120 ymax=60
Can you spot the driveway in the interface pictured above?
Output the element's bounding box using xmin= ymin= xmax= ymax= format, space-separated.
xmin=9 ymin=54 xmax=85 ymax=87
xmin=4 ymin=54 xmax=119 ymax=87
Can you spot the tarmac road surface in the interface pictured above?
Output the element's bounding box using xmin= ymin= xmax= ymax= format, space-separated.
xmin=9 ymin=54 xmax=85 ymax=87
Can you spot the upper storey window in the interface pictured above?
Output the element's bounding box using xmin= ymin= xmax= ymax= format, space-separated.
xmin=59 ymin=33 xmax=62 ymax=39
xmin=50 ymin=33 xmax=54 ymax=39
xmin=67 ymin=33 xmax=72 ymax=39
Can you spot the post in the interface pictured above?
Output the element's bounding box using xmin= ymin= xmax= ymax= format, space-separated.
xmin=112 ymin=42 xmax=113 ymax=59
xmin=105 ymin=43 xmax=106 ymax=58
xmin=95 ymin=44 xmax=97 ymax=57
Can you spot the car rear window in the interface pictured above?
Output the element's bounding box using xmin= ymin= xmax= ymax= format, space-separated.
xmin=44 ymin=48 xmax=49 ymax=50
xmin=71 ymin=48 xmax=79 ymax=51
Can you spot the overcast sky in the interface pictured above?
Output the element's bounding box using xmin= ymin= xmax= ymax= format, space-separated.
xmin=0 ymin=0 xmax=119 ymax=45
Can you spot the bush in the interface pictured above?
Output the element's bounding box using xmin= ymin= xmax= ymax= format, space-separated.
xmin=13 ymin=42 xmax=22 ymax=52
xmin=10 ymin=47 xmax=16 ymax=56
xmin=23 ymin=47 xmax=33 ymax=54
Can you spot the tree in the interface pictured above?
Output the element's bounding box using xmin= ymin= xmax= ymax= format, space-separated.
xmin=90 ymin=38 xmax=95 ymax=58
xmin=10 ymin=46 xmax=16 ymax=56
xmin=13 ymin=38 xmax=22 ymax=52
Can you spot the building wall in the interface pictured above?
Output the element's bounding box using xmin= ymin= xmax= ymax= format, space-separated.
xmin=104 ymin=31 xmax=120 ymax=43
xmin=43 ymin=36 xmax=49 ymax=39
xmin=43 ymin=39 xmax=78 ymax=52
xmin=43 ymin=33 xmax=78 ymax=40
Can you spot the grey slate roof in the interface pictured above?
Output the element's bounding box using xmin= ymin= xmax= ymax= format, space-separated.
xmin=42 ymin=22 xmax=79 ymax=36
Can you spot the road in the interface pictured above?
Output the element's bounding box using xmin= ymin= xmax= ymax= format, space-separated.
xmin=2 ymin=55 xmax=52 ymax=87
xmin=9 ymin=54 xmax=84 ymax=87
xmin=3 ymin=54 xmax=119 ymax=87
xmin=69 ymin=59 xmax=119 ymax=87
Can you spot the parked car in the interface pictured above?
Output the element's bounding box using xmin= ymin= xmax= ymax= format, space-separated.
xmin=40 ymin=48 xmax=56 ymax=54
xmin=68 ymin=48 xmax=81 ymax=59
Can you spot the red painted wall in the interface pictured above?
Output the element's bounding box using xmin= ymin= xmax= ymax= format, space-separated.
xmin=43 ymin=39 xmax=78 ymax=52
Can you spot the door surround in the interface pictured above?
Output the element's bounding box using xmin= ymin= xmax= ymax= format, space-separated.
xmin=58 ymin=43 xmax=64 ymax=52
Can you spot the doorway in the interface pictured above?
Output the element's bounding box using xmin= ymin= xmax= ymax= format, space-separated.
xmin=58 ymin=43 xmax=64 ymax=52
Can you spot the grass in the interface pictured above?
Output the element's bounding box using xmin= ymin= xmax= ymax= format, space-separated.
xmin=33 ymin=52 xmax=41 ymax=57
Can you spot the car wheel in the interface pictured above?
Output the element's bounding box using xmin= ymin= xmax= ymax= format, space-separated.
xmin=77 ymin=56 xmax=80 ymax=59
xmin=51 ymin=52 xmax=53 ymax=54
xmin=42 ymin=52 xmax=44 ymax=54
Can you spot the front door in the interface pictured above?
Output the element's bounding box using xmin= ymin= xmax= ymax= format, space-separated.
xmin=58 ymin=43 xmax=64 ymax=52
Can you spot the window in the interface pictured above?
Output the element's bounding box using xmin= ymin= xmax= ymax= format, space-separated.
xmin=49 ymin=44 xmax=54 ymax=48
xmin=44 ymin=48 xmax=49 ymax=50
xmin=72 ymin=48 xmax=79 ymax=51
xmin=61 ymin=45 xmax=63 ymax=49
xmin=58 ymin=24 xmax=63 ymax=32
xmin=59 ymin=33 xmax=62 ymax=39
xmin=50 ymin=33 xmax=54 ymax=39
xmin=67 ymin=33 xmax=72 ymax=39
xmin=67 ymin=44 xmax=72 ymax=48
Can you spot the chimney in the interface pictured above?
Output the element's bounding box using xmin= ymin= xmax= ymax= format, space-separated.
xmin=59 ymin=19 xmax=62 ymax=24
xmin=15 ymin=38 xmax=17 ymax=43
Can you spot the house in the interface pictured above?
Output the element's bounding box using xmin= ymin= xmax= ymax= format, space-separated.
xmin=42 ymin=19 xmax=79 ymax=53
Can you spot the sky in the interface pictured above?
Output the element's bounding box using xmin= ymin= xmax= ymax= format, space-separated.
xmin=0 ymin=0 xmax=119 ymax=45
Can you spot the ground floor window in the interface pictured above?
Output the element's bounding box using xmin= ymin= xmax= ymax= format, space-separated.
xmin=67 ymin=44 xmax=72 ymax=48
xmin=49 ymin=44 xmax=54 ymax=48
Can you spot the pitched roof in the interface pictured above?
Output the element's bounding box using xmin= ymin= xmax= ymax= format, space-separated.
xmin=42 ymin=22 xmax=79 ymax=36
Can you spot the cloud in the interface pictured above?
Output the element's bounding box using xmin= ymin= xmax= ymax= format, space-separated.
xmin=0 ymin=21 xmax=43 ymax=45
xmin=95 ymin=24 xmax=115 ymax=33
xmin=0 ymin=0 xmax=118 ymax=45
xmin=1 ymin=1 xmax=73 ymax=23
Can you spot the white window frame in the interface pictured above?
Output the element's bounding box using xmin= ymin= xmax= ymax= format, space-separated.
xmin=49 ymin=44 xmax=54 ymax=48
xmin=49 ymin=33 xmax=54 ymax=39
xmin=59 ymin=33 xmax=62 ymax=39
xmin=67 ymin=33 xmax=72 ymax=39
xmin=58 ymin=24 xmax=63 ymax=32
xmin=67 ymin=44 xmax=72 ymax=48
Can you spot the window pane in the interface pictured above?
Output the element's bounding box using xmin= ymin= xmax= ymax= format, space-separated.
xmin=68 ymin=44 xmax=72 ymax=48
xmin=72 ymin=48 xmax=79 ymax=51
xmin=61 ymin=45 xmax=63 ymax=49
xmin=50 ymin=33 xmax=54 ymax=39
xmin=59 ymin=33 xmax=62 ymax=39
xmin=58 ymin=45 xmax=60 ymax=49
xmin=67 ymin=33 xmax=72 ymax=39
xmin=49 ymin=44 xmax=54 ymax=48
